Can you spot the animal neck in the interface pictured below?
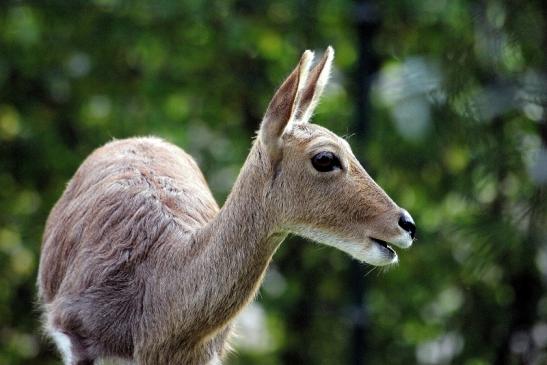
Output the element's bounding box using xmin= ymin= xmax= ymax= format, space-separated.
xmin=182 ymin=142 xmax=287 ymax=336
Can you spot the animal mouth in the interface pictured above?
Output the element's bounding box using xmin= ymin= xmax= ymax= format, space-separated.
xmin=370 ymin=237 xmax=396 ymax=257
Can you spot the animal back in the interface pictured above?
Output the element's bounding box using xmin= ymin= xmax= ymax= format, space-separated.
xmin=38 ymin=137 xmax=219 ymax=303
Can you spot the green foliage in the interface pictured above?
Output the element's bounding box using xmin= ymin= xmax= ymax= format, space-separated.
xmin=0 ymin=1 xmax=545 ymax=364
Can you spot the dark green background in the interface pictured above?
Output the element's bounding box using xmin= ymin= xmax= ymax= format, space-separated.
xmin=0 ymin=1 xmax=546 ymax=364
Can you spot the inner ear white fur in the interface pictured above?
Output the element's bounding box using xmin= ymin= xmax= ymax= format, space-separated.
xmin=296 ymin=46 xmax=334 ymax=124
xmin=288 ymin=51 xmax=314 ymax=127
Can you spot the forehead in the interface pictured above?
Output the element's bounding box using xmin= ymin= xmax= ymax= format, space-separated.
xmin=284 ymin=123 xmax=352 ymax=151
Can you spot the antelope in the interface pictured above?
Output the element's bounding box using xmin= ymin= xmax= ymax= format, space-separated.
xmin=37 ymin=47 xmax=416 ymax=365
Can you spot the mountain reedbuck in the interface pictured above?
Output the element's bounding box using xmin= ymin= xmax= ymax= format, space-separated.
xmin=38 ymin=47 xmax=416 ymax=365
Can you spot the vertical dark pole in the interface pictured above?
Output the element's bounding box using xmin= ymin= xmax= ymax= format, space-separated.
xmin=350 ymin=2 xmax=381 ymax=365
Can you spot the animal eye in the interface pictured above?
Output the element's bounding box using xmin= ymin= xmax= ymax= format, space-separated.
xmin=311 ymin=151 xmax=341 ymax=172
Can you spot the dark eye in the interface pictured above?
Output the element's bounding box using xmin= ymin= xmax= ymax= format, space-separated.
xmin=311 ymin=151 xmax=342 ymax=172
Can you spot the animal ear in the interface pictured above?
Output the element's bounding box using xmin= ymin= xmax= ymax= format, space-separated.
xmin=260 ymin=50 xmax=313 ymax=157
xmin=295 ymin=46 xmax=334 ymax=123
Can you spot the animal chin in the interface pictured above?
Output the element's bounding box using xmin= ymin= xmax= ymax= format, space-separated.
xmin=291 ymin=226 xmax=399 ymax=266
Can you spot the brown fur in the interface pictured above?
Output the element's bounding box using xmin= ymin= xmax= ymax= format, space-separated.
xmin=37 ymin=47 xmax=414 ymax=365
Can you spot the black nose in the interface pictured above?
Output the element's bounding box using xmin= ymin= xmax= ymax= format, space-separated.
xmin=398 ymin=211 xmax=416 ymax=239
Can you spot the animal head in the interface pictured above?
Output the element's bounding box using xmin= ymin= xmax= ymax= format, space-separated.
xmin=258 ymin=47 xmax=415 ymax=266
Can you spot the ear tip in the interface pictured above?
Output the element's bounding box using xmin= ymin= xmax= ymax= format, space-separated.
xmin=300 ymin=47 xmax=334 ymax=67
xmin=326 ymin=46 xmax=335 ymax=58
xmin=301 ymin=50 xmax=314 ymax=63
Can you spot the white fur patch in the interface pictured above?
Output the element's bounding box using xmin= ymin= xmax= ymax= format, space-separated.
xmin=208 ymin=352 xmax=221 ymax=365
xmin=292 ymin=226 xmax=398 ymax=266
xmin=51 ymin=329 xmax=73 ymax=364
xmin=392 ymin=232 xmax=413 ymax=249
